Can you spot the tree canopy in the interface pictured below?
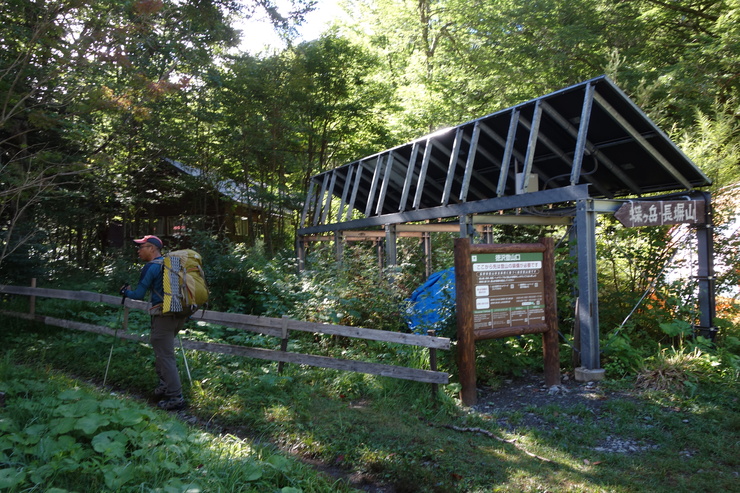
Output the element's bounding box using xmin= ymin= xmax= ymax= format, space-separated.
xmin=1 ymin=0 xmax=738 ymax=274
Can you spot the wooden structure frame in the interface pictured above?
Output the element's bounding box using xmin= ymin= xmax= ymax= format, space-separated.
xmin=297 ymin=76 xmax=715 ymax=380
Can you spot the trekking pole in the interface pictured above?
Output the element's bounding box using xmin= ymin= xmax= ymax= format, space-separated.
xmin=178 ymin=334 xmax=193 ymax=386
xmin=104 ymin=292 xmax=127 ymax=386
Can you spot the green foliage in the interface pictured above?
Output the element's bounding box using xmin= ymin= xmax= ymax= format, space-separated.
xmin=0 ymin=358 xmax=342 ymax=492
xmin=3 ymin=0 xmax=740 ymax=281
xmin=187 ymin=233 xmax=270 ymax=314
xmin=594 ymin=217 xmax=680 ymax=339
xmin=3 ymin=1 xmax=740 ymax=487
xmin=659 ymin=319 xmax=694 ymax=348
xmin=292 ymin=244 xmax=410 ymax=330
xmin=476 ymin=336 xmax=545 ymax=384
xmin=601 ymin=331 xmax=647 ymax=379
xmin=1 ymin=270 xmax=739 ymax=492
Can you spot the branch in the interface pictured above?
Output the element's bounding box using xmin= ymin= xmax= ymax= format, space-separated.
xmin=643 ymin=0 xmax=719 ymax=22
xmin=437 ymin=424 xmax=553 ymax=462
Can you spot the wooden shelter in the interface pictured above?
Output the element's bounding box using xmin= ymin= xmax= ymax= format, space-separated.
xmin=297 ymin=76 xmax=716 ymax=379
xmin=111 ymin=159 xmax=267 ymax=247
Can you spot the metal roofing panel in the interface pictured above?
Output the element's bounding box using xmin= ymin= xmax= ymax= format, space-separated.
xmin=301 ymin=76 xmax=711 ymax=229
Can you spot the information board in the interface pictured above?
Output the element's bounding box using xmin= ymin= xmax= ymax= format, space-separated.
xmin=454 ymin=238 xmax=560 ymax=405
xmin=471 ymin=252 xmax=545 ymax=330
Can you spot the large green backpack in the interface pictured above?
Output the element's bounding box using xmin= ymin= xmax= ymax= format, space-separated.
xmin=158 ymin=249 xmax=209 ymax=315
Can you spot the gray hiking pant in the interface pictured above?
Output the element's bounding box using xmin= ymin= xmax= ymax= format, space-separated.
xmin=150 ymin=314 xmax=186 ymax=398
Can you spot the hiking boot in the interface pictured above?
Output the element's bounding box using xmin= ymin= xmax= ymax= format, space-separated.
xmin=153 ymin=382 xmax=167 ymax=397
xmin=157 ymin=395 xmax=186 ymax=410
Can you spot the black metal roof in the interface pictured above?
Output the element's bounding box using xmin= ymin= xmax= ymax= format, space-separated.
xmin=299 ymin=76 xmax=711 ymax=233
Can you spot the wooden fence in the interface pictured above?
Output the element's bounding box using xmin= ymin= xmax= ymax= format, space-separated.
xmin=0 ymin=283 xmax=450 ymax=386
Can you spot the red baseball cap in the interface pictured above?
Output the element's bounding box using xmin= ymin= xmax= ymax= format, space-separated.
xmin=133 ymin=235 xmax=163 ymax=249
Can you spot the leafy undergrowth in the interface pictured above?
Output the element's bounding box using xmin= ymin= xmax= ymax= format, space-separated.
xmin=1 ymin=311 xmax=739 ymax=492
xmin=0 ymin=358 xmax=350 ymax=492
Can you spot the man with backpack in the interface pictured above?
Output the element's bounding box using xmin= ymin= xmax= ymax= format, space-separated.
xmin=121 ymin=235 xmax=186 ymax=411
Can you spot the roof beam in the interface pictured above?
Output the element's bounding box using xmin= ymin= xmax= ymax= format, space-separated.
xmin=399 ymin=141 xmax=421 ymax=212
xmin=540 ymin=97 xmax=642 ymax=195
xmin=364 ymin=155 xmax=384 ymax=217
xmin=519 ymin=100 xmax=543 ymax=194
xmin=300 ymin=180 xmax=316 ymax=228
xmin=571 ymin=82 xmax=595 ymax=185
xmin=460 ymin=121 xmax=481 ymax=202
xmin=337 ymin=165 xmax=353 ymax=221
xmin=519 ymin=113 xmax=613 ymax=198
xmin=442 ymin=128 xmax=464 ymax=206
xmin=313 ymin=173 xmax=330 ymax=226
xmin=346 ymin=162 xmax=365 ymax=220
xmin=321 ymin=169 xmax=338 ymax=225
xmin=477 ymin=114 xmax=540 ymax=194
xmin=413 ymin=139 xmax=434 ymax=209
xmin=298 ymin=185 xmax=590 ymax=235
xmin=593 ymin=92 xmax=693 ymax=190
xmin=375 ymin=151 xmax=396 ymax=215
xmin=497 ymin=109 xmax=520 ymax=196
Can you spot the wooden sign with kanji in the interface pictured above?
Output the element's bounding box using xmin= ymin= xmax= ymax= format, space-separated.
xmin=614 ymin=200 xmax=705 ymax=228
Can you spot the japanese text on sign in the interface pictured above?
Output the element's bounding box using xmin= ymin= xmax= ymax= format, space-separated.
xmin=471 ymin=252 xmax=545 ymax=330
xmin=614 ymin=200 xmax=705 ymax=228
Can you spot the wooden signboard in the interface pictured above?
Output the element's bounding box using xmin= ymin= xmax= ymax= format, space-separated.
xmin=454 ymin=238 xmax=560 ymax=406
xmin=614 ymin=200 xmax=705 ymax=228
xmin=470 ymin=251 xmax=546 ymax=336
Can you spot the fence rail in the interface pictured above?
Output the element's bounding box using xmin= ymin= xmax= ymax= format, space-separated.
xmin=0 ymin=284 xmax=450 ymax=385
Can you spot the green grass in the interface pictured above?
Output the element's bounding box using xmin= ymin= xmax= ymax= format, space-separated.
xmin=0 ymin=296 xmax=738 ymax=492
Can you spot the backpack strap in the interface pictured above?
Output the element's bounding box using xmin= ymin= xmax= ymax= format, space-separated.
xmin=147 ymin=258 xmax=165 ymax=301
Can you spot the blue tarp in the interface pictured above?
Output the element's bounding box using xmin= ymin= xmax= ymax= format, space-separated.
xmin=404 ymin=267 xmax=456 ymax=334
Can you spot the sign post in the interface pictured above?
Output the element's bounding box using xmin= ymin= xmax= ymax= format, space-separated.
xmin=614 ymin=195 xmax=715 ymax=339
xmin=455 ymin=237 xmax=560 ymax=406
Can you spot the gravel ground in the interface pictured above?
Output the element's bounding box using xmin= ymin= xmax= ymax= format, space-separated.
xmin=472 ymin=371 xmax=657 ymax=454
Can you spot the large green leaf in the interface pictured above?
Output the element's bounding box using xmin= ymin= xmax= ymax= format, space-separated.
xmin=49 ymin=417 xmax=77 ymax=435
xmin=92 ymin=430 xmax=128 ymax=458
xmin=241 ymin=462 xmax=263 ymax=481
xmin=75 ymin=413 xmax=110 ymax=435
xmin=0 ymin=468 xmax=25 ymax=489
xmin=113 ymin=408 xmax=149 ymax=427
xmin=103 ymin=463 xmax=136 ymax=490
xmin=57 ymin=398 xmax=99 ymax=418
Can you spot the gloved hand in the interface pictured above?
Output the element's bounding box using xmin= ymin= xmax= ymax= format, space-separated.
xmin=119 ymin=284 xmax=130 ymax=296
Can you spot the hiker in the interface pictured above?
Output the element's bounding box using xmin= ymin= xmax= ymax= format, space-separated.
xmin=121 ymin=235 xmax=186 ymax=411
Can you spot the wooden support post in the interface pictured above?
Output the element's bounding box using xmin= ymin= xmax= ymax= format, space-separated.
xmin=541 ymin=237 xmax=561 ymax=386
xmin=278 ymin=315 xmax=289 ymax=374
xmin=335 ymin=230 xmax=343 ymax=264
xmin=376 ymin=239 xmax=384 ymax=272
xmin=428 ymin=329 xmax=439 ymax=406
xmin=454 ymin=238 xmax=477 ymax=406
xmin=423 ymin=232 xmax=432 ymax=279
xmin=29 ymin=278 xmax=36 ymax=317
xmin=385 ymin=224 xmax=398 ymax=267
xmin=296 ymin=237 xmax=306 ymax=272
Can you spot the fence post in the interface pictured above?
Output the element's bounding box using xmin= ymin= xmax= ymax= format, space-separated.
xmin=428 ymin=329 xmax=438 ymax=406
xmin=29 ymin=278 xmax=36 ymax=317
xmin=278 ymin=315 xmax=289 ymax=374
